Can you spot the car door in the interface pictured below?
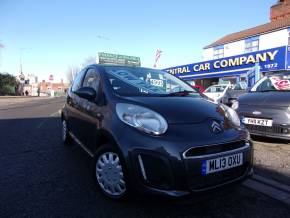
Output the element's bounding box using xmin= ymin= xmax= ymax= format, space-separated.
xmin=76 ymin=67 xmax=102 ymax=153
xmin=66 ymin=69 xmax=86 ymax=140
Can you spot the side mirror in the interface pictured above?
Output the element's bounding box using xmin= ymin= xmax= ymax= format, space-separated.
xmin=75 ymin=87 xmax=96 ymax=100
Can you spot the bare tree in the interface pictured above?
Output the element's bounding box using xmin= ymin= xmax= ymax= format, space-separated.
xmin=65 ymin=65 xmax=80 ymax=84
xmin=65 ymin=56 xmax=96 ymax=84
xmin=82 ymin=56 xmax=96 ymax=67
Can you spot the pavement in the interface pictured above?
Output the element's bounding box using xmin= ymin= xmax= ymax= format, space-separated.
xmin=252 ymin=136 xmax=290 ymax=186
xmin=0 ymin=97 xmax=290 ymax=217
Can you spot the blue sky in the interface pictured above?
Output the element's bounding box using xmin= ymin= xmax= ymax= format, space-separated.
xmin=0 ymin=0 xmax=275 ymax=82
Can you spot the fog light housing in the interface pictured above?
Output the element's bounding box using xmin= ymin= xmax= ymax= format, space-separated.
xmin=137 ymin=154 xmax=174 ymax=190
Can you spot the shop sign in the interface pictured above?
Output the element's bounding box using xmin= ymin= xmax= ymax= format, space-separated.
xmin=164 ymin=46 xmax=287 ymax=79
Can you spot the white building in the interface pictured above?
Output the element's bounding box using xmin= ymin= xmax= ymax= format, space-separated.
xmin=203 ymin=26 xmax=289 ymax=61
xmin=165 ymin=0 xmax=290 ymax=89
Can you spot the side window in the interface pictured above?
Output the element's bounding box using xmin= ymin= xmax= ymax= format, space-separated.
xmin=71 ymin=69 xmax=86 ymax=92
xmin=256 ymin=79 xmax=273 ymax=91
xmin=82 ymin=68 xmax=100 ymax=93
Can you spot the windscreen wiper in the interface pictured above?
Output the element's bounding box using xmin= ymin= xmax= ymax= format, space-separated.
xmin=167 ymin=90 xmax=197 ymax=96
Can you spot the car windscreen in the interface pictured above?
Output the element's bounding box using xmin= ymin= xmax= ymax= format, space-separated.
xmin=253 ymin=72 xmax=290 ymax=92
xmin=103 ymin=66 xmax=199 ymax=97
xmin=205 ymin=86 xmax=226 ymax=93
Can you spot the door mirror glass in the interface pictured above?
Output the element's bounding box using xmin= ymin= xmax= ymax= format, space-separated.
xmin=75 ymin=87 xmax=96 ymax=100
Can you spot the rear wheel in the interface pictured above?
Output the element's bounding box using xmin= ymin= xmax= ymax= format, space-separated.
xmin=62 ymin=119 xmax=72 ymax=145
xmin=93 ymin=144 xmax=128 ymax=200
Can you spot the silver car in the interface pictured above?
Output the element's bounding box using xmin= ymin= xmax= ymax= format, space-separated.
xmin=234 ymin=71 xmax=290 ymax=141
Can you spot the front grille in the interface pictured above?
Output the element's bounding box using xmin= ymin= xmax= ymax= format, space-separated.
xmin=188 ymin=165 xmax=247 ymax=190
xmin=183 ymin=140 xmax=246 ymax=158
xmin=246 ymin=124 xmax=289 ymax=135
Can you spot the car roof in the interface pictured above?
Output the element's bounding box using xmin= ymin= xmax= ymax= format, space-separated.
xmin=87 ymin=64 xmax=162 ymax=71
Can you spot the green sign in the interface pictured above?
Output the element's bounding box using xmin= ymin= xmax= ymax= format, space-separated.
xmin=98 ymin=52 xmax=141 ymax=67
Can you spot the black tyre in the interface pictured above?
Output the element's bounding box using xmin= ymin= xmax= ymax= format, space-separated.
xmin=61 ymin=119 xmax=72 ymax=145
xmin=93 ymin=144 xmax=129 ymax=200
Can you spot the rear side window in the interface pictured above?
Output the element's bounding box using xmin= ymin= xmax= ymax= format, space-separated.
xmin=82 ymin=68 xmax=100 ymax=93
xmin=256 ymin=79 xmax=274 ymax=92
xmin=71 ymin=69 xmax=86 ymax=92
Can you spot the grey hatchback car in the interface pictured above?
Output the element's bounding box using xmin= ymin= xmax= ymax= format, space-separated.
xmin=234 ymin=71 xmax=290 ymax=141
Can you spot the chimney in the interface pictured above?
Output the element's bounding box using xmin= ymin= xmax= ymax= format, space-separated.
xmin=270 ymin=0 xmax=290 ymax=21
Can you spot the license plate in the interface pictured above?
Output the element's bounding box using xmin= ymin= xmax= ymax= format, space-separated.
xmin=201 ymin=153 xmax=243 ymax=175
xmin=243 ymin=117 xmax=273 ymax=127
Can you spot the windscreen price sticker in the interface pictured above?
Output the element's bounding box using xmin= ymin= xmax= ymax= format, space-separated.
xmin=149 ymin=79 xmax=164 ymax=87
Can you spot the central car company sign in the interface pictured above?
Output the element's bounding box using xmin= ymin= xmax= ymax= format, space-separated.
xmin=98 ymin=52 xmax=141 ymax=67
xmin=164 ymin=46 xmax=287 ymax=80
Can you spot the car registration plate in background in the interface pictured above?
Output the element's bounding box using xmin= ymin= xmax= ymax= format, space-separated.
xmin=243 ymin=117 xmax=273 ymax=127
xmin=201 ymin=153 xmax=243 ymax=175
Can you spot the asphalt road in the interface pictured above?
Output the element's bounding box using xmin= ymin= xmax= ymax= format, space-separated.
xmin=0 ymin=97 xmax=289 ymax=218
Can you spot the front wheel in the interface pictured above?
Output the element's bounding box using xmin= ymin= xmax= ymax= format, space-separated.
xmin=93 ymin=144 xmax=129 ymax=200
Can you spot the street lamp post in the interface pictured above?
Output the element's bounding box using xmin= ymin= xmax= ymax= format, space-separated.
xmin=19 ymin=48 xmax=31 ymax=74
xmin=19 ymin=48 xmax=31 ymax=95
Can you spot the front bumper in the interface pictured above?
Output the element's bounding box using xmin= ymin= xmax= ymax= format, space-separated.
xmin=115 ymin=123 xmax=254 ymax=197
xmin=245 ymin=123 xmax=290 ymax=140
xmin=237 ymin=106 xmax=290 ymax=140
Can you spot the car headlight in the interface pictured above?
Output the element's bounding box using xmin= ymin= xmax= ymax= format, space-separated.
xmin=231 ymin=100 xmax=239 ymax=110
xmin=221 ymin=104 xmax=241 ymax=128
xmin=116 ymin=103 xmax=168 ymax=135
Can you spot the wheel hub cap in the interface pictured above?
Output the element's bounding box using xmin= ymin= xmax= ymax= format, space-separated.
xmin=96 ymin=152 xmax=126 ymax=196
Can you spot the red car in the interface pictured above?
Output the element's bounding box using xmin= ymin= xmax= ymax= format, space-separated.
xmin=193 ymin=85 xmax=205 ymax=93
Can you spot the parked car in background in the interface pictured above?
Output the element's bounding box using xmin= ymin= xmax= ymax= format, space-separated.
xmin=234 ymin=71 xmax=290 ymax=141
xmin=61 ymin=64 xmax=253 ymax=200
xmin=220 ymin=82 xmax=247 ymax=106
xmin=203 ymin=84 xmax=230 ymax=103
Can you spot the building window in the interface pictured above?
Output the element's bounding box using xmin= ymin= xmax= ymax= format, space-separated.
xmin=288 ymin=28 xmax=290 ymax=46
xmin=245 ymin=37 xmax=259 ymax=53
xmin=213 ymin=46 xmax=224 ymax=59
